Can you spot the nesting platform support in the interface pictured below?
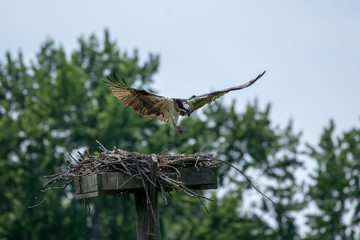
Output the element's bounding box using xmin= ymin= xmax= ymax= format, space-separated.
xmin=134 ymin=154 xmax=160 ymax=240
xmin=134 ymin=190 xmax=159 ymax=240
xmin=74 ymin=168 xmax=217 ymax=199
xmin=74 ymin=160 xmax=217 ymax=240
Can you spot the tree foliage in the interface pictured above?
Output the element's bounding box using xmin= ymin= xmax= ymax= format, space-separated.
xmin=306 ymin=121 xmax=360 ymax=239
xmin=0 ymin=30 xmax=159 ymax=239
xmin=0 ymin=30 xmax=359 ymax=239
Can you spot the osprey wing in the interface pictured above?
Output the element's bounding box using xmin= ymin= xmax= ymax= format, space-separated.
xmin=185 ymin=71 xmax=266 ymax=114
xmin=104 ymin=76 xmax=173 ymax=118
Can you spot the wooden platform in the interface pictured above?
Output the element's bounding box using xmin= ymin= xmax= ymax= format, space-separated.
xmin=74 ymin=166 xmax=218 ymax=199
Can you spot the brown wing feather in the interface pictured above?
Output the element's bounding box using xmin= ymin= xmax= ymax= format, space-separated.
xmin=185 ymin=71 xmax=266 ymax=114
xmin=104 ymin=76 xmax=172 ymax=118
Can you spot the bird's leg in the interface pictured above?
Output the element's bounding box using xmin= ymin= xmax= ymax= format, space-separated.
xmin=170 ymin=113 xmax=183 ymax=133
xmin=175 ymin=125 xmax=183 ymax=134
xmin=175 ymin=126 xmax=183 ymax=133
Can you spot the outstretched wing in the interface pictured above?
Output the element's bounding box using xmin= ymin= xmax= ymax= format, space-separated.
xmin=184 ymin=71 xmax=266 ymax=115
xmin=104 ymin=75 xmax=173 ymax=119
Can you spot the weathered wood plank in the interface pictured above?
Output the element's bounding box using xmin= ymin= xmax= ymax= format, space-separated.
xmin=135 ymin=190 xmax=148 ymax=240
xmin=74 ymin=174 xmax=101 ymax=198
xmin=74 ymin=167 xmax=217 ymax=199
xmin=101 ymin=172 xmax=141 ymax=190
xmin=177 ymin=167 xmax=217 ymax=190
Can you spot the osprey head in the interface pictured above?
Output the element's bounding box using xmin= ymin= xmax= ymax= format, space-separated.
xmin=176 ymin=100 xmax=190 ymax=117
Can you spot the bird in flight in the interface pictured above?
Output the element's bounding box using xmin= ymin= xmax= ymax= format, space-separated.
xmin=104 ymin=71 xmax=265 ymax=133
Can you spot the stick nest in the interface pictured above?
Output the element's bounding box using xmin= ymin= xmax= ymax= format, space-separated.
xmin=37 ymin=141 xmax=219 ymax=209
xmin=30 ymin=141 xmax=282 ymax=216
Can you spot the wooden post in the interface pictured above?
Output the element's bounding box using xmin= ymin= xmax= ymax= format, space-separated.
xmin=134 ymin=190 xmax=151 ymax=240
xmin=134 ymin=155 xmax=160 ymax=240
xmin=74 ymin=163 xmax=218 ymax=240
xmin=148 ymin=155 xmax=160 ymax=240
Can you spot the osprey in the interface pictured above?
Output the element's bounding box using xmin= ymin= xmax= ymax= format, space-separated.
xmin=105 ymin=71 xmax=265 ymax=133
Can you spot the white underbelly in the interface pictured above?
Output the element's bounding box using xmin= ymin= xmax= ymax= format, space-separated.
xmin=153 ymin=100 xmax=176 ymax=122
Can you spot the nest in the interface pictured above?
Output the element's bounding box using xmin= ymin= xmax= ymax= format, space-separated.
xmin=31 ymin=141 xmax=279 ymax=215
xmin=32 ymin=141 xmax=220 ymax=210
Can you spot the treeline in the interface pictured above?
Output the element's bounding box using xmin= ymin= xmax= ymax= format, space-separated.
xmin=0 ymin=30 xmax=359 ymax=240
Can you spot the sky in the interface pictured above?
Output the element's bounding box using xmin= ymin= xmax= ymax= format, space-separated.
xmin=1 ymin=0 xmax=360 ymax=146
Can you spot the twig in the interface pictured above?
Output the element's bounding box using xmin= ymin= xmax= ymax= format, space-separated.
xmin=28 ymin=191 xmax=51 ymax=208
xmin=213 ymin=158 xmax=287 ymax=218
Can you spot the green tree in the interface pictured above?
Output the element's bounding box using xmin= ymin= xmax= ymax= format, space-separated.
xmin=306 ymin=121 xmax=360 ymax=240
xmin=0 ymin=30 xmax=159 ymax=239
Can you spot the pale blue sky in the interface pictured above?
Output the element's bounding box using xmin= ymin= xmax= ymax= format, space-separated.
xmin=1 ymin=0 xmax=360 ymax=145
